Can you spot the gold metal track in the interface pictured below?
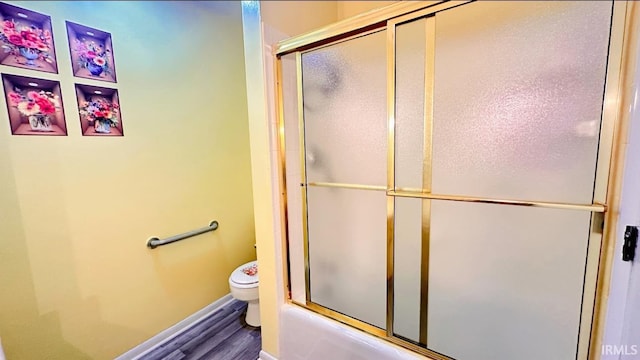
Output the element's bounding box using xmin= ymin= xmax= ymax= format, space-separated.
xmin=306 ymin=182 xmax=386 ymax=191
xmin=296 ymin=51 xmax=311 ymax=303
xmin=274 ymin=53 xmax=292 ymax=300
xmin=385 ymin=19 xmax=397 ymax=338
xmin=275 ymin=1 xmax=449 ymax=55
xmin=389 ymin=190 xmax=606 ymax=212
xmin=589 ymin=2 xmax=638 ymax=359
xmin=419 ymin=14 xmax=436 ymax=346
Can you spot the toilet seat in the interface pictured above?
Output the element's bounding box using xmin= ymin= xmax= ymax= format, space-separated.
xmin=228 ymin=260 xmax=260 ymax=326
xmin=230 ymin=261 xmax=258 ymax=289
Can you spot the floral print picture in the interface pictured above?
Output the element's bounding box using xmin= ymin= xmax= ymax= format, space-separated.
xmin=0 ymin=3 xmax=57 ymax=73
xmin=67 ymin=21 xmax=116 ymax=83
xmin=75 ymin=84 xmax=123 ymax=136
xmin=2 ymin=74 xmax=66 ymax=136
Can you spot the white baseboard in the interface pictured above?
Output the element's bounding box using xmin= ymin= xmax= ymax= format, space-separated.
xmin=259 ymin=350 xmax=278 ymax=360
xmin=115 ymin=294 xmax=234 ymax=360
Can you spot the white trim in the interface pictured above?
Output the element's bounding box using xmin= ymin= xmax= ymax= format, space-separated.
xmin=115 ymin=294 xmax=234 ymax=360
xmin=259 ymin=350 xmax=279 ymax=360
xmin=0 ymin=337 xmax=6 ymax=360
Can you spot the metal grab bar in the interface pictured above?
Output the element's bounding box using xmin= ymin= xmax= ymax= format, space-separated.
xmin=147 ymin=220 xmax=219 ymax=249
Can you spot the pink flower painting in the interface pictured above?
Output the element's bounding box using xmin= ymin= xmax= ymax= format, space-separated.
xmin=75 ymin=84 xmax=123 ymax=136
xmin=0 ymin=3 xmax=57 ymax=73
xmin=2 ymin=74 xmax=66 ymax=136
xmin=67 ymin=21 xmax=116 ymax=83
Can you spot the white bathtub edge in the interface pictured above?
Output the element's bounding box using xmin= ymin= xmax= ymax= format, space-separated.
xmin=259 ymin=349 xmax=279 ymax=360
xmin=280 ymin=304 xmax=423 ymax=360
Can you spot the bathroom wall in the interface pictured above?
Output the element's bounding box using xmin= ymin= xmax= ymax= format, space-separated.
xmin=259 ymin=1 xmax=399 ymax=39
xmin=260 ymin=1 xmax=338 ymax=37
xmin=336 ymin=1 xmax=398 ymax=20
xmin=0 ymin=1 xmax=254 ymax=359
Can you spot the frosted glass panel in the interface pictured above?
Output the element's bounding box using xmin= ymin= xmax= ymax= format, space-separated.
xmin=432 ymin=1 xmax=613 ymax=203
xmin=307 ymin=187 xmax=386 ymax=328
xmin=428 ymin=200 xmax=591 ymax=360
xmin=395 ymin=18 xmax=426 ymax=191
xmin=282 ymin=53 xmax=306 ymax=303
xmin=302 ymin=31 xmax=387 ymax=186
xmin=393 ymin=197 xmax=422 ymax=342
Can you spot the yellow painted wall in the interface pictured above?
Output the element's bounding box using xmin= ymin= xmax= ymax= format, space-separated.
xmin=0 ymin=1 xmax=255 ymax=359
xmin=260 ymin=1 xmax=401 ymax=38
xmin=261 ymin=1 xmax=338 ymax=37
xmin=337 ymin=1 xmax=399 ymax=20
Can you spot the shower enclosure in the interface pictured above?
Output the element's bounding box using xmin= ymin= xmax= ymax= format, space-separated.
xmin=274 ymin=1 xmax=633 ymax=359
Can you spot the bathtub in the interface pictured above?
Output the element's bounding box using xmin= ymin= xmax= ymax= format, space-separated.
xmin=277 ymin=305 xmax=422 ymax=360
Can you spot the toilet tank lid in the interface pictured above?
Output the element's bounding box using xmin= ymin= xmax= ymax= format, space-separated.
xmin=231 ymin=261 xmax=258 ymax=285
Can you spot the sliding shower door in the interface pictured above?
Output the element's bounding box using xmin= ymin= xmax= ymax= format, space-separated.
xmin=391 ymin=1 xmax=612 ymax=359
xmin=280 ymin=1 xmax=623 ymax=359
xmin=435 ymin=3 xmax=609 ymax=360
xmin=301 ymin=30 xmax=388 ymax=329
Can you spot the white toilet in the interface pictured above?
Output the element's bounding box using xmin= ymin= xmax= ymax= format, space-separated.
xmin=229 ymin=260 xmax=260 ymax=327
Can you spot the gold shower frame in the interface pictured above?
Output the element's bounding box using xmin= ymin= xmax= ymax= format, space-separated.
xmin=272 ymin=1 xmax=639 ymax=359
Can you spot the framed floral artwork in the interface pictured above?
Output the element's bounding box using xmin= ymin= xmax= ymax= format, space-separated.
xmin=75 ymin=84 xmax=122 ymax=136
xmin=0 ymin=2 xmax=57 ymax=73
xmin=2 ymin=74 xmax=66 ymax=136
xmin=67 ymin=21 xmax=116 ymax=83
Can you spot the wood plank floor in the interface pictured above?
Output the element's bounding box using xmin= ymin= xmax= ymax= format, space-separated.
xmin=140 ymin=300 xmax=261 ymax=360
